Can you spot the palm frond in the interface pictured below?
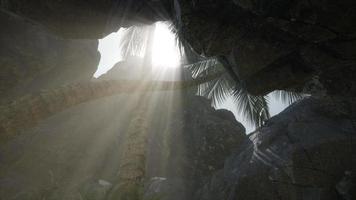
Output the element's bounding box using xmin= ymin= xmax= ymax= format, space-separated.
xmin=186 ymin=58 xmax=219 ymax=77
xmin=167 ymin=22 xmax=203 ymax=66
xmin=271 ymin=90 xmax=304 ymax=105
xmin=118 ymin=26 xmax=150 ymax=59
xmin=116 ymin=21 xmax=274 ymax=129
xmin=185 ymin=57 xmax=271 ymax=127
xmin=232 ymin=85 xmax=270 ymax=128
xmin=185 ymin=58 xmax=235 ymax=105
xmin=197 ymin=72 xmax=233 ymax=105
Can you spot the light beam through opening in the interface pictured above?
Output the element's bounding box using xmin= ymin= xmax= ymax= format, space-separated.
xmin=152 ymin=22 xmax=180 ymax=69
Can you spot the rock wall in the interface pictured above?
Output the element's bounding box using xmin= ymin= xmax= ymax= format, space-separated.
xmin=0 ymin=9 xmax=100 ymax=104
xmin=179 ymin=0 xmax=356 ymax=96
xmin=0 ymin=2 xmax=355 ymax=200
xmin=0 ymin=62 xmax=246 ymax=200
xmin=143 ymin=94 xmax=246 ymax=200
xmin=0 ymin=0 xmax=172 ymax=39
xmin=196 ymin=97 xmax=356 ymax=200
xmin=1 ymin=1 xmax=355 ymax=97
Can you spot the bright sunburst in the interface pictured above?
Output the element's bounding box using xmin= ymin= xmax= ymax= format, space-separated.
xmin=94 ymin=22 xmax=181 ymax=78
xmin=152 ymin=22 xmax=180 ymax=69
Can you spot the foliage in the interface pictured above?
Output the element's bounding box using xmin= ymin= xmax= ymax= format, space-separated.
xmin=116 ymin=22 xmax=304 ymax=128
xmin=271 ymin=90 xmax=305 ymax=105
xmin=232 ymin=85 xmax=270 ymax=127
xmin=186 ymin=58 xmax=231 ymax=104
xmin=185 ymin=56 xmax=304 ymax=128
xmin=186 ymin=57 xmax=271 ymax=127
xmin=118 ymin=26 xmax=152 ymax=60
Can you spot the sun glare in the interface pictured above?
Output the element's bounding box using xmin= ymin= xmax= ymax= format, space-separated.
xmin=94 ymin=22 xmax=181 ymax=78
xmin=152 ymin=22 xmax=180 ymax=69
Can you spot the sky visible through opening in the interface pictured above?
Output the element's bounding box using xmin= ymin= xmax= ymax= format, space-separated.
xmin=94 ymin=22 xmax=289 ymax=133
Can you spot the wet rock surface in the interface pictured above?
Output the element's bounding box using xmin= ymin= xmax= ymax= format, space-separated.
xmin=196 ymin=97 xmax=356 ymax=200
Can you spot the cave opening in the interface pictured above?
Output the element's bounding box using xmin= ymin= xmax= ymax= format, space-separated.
xmin=94 ymin=22 xmax=181 ymax=78
xmin=94 ymin=21 xmax=291 ymax=133
xmin=1 ymin=1 xmax=355 ymax=199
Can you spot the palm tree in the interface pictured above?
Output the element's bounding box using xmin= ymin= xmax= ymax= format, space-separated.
xmin=107 ymin=96 xmax=149 ymax=200
xmin=107 ymin=24 xmax=155 ymax=200
xmin=0 ymin=23 xmax=303 ymax=200
xmin=185 ymin=54 xmax=303 ymax=128
xmin=170 ymin=5 xmax=304 ymax=128
xmin=0 ymin=23 xmax=304 ymax=141
xmin=0 ymin=71 xmax=222 ymax=142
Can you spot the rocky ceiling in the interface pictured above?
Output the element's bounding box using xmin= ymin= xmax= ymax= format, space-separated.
xmin=1 ymin=0 xmax=355 ymax=96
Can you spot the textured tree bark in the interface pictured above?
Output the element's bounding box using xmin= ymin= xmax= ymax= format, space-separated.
xmin=0 ymin=72 xmax=223 ymax=143
xmin=106 ymin=25 xmax=155 ymax=200
xmin=107 ymin=94 xmax=149 ymax=200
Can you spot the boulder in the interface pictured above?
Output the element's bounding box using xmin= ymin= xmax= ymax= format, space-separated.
xmin=196 ymin=97 xmax=356 ymax=200
xmin=0 ymin=79 xmax=246 ymax=199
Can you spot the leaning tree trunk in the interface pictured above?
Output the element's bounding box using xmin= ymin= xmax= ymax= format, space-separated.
xmin=107 ymin=24 xmax=155 ymax=200
xmin=107 ymin=95 xmax=150 ymax=200
xmin=0 ymin=72 xmax=222 ymax=143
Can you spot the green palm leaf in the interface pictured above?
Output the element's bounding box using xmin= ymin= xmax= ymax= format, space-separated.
xmin=118 ymin=26 xmax=150 ymax=59
xmin=116 ymin=22 xmax=275 ymax=129
xmin=232 ymin=85 xmax=270 ymax=127
xmin=197 ymin=72 xmax=233 ymax=105
xmin=186 ymin=58 xmax=234 ymax=105
xmin=185 ymin=56 xmax=270 ymax=128
xmin=271 ymin=90 xmax=304 ymax=105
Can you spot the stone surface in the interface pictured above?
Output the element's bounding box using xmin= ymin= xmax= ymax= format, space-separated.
xmin=196 ymin=97 xmax=356 ymax=200
xmin=0 ymin=69 xmax=246 ymax=200
xmin=1 ymin=1 xmax=356 ymax=96
xmin=0 ymin=0 xmax=172 ymax=39
xmin=178 ymin=0 xmax=356 ymax=96
xmin=146 ymin=95 xmax=245 ymax=198
xmin=143 ymin=177 xmax=185 ymax=200
xmin=0 ymin=9 xmax=100 ymax=104
xmin=0 ymin=1 xmax=355 ymax=199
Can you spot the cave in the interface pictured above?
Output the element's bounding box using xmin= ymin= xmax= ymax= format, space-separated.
xmin=0 ymin=1 xmax=355 ymax=200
